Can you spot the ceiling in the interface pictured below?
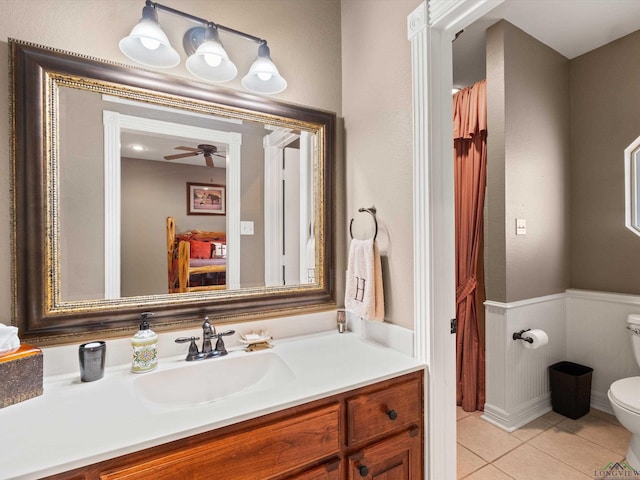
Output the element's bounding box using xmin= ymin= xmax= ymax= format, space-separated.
xmin=453 ymin=0 xmax=640 ymax=89
xmin=121 ymin=130 xmax=227 ymax=169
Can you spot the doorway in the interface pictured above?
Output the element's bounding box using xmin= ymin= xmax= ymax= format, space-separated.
xmin=407 ymin=1 xmax=503 ymax=479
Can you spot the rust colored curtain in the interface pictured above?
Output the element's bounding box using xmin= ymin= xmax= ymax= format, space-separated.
xmin=453 ymin=80 xmax=487 ymax=412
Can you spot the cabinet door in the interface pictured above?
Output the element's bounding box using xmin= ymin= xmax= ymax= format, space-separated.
xmin=348 ymin=428 xmax=422 ymax=480
xmin=288 ymin=459 xmax=341 ymax=480
xmin=100 ymin=404 xmax=340 ymax=480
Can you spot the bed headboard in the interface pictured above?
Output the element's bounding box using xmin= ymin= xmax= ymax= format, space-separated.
xmin=166 ymin=217 xmax=227 ymax=292
xmin=175 ymin=230 xmax=226 ymax=243
xmin=166 ymin=216 xmax=226 ymax=247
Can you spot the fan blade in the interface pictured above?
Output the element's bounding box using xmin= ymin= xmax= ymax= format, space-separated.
xmin=174 ymin=146 xmax=200 ymax=152
xmin=213 ymin=153 xmax=226 ymax=158
xmin=164 ymin=152 xmax=199 ymax=160
xmin=204 ymin=153 xmax=215 ymax=168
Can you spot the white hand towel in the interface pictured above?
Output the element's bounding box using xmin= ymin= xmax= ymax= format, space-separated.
xmin=344 ymin=238 xmax=384 ymax=321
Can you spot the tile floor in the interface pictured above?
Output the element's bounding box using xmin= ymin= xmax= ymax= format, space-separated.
xmin=457 ymin=407 xmax=634 ymax=479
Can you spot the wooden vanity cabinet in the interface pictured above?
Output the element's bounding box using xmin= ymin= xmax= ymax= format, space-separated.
xmin=45 ymin=371 xmax=423 ymax=480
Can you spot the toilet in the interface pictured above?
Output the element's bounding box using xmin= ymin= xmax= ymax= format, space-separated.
xmin=609 ymin=314 xmax=640 ymax=470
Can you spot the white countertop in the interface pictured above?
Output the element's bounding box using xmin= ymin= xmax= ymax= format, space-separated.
xmin=0 ymin=331 xmax=425 ymax=480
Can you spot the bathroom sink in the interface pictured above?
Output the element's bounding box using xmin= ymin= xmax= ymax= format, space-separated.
xmin=134 ymin=351 xmax=295 ymax=407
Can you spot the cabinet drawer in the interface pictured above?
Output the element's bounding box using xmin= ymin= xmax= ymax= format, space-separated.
xmin=100 ymin=403 xmax=340 ymax=480
xmin=348 ymin=427 xmax=422 ymax=480
xmin=287 ymin=458 xmax=341 ymax=480
xmin=346 ymin=377 xmax=421 ymax=446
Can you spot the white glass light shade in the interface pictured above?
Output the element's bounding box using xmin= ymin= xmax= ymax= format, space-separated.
xmin=186 ymin=39 xmax=238 ymax=83
xmin=119 ymin=19 xmax=180 ymax=68
xmin=241 ymin=52 xmax=287 ymax=94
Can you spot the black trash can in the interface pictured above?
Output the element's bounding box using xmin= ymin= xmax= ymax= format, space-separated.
xmin=548 ymin=361 xmax=593 ymax=419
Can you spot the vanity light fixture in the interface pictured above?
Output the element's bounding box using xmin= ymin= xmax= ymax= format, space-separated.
xmin=241 ymin=43 xmax=287 ymax=95
xmin=118 ymin=4 xmax=180 ymax=68
xmin=119 ymin=0 xmax=287 ymax=94
xmin=185 ymin=25 xmax=238 ymax=83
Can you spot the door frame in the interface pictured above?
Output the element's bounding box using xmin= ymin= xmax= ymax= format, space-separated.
xmin=407 ymin=1 xmax=504 ymax=478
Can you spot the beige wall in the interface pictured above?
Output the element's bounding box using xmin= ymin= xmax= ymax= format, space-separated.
xmin=486 ymin=21 xmax=572 ymax=303
xmin=238 ymin=130 xmax=267 ymax=289
xmin=486 ymin=21 xmax=640 ymax=301
xmin=0 ymin=0 xmax=342 ymax=325
xmin=341 ymin=0 xmax=418 ymax=329
xmin=570 ymin=29 xmax=640 ymax=294
xmin=59 ymin=88 xmax=105 ymax=300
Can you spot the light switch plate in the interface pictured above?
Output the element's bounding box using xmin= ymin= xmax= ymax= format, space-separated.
xmin=516 ymin=218 xmax=527 ymax=235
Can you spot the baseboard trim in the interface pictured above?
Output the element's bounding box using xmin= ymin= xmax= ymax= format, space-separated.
xmin=484 ymin=390 xmax=614 ymax=431
xmin=483 ymin=395 xmax=552 ymax=432
xmin=591 ymin=390 xmax=614 ymax=415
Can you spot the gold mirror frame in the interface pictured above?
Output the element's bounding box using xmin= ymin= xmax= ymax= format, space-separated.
xmin=10 ymin=40 xmax=335 ymax=344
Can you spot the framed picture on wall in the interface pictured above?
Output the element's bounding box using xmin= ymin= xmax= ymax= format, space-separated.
xmin=187 ymin=182 xmax=226 ymax=215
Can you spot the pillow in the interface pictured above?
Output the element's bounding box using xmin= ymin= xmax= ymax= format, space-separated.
xmin=212 ymin=242 xmax=227 ymax=258
xmin=189 ymin=240 xmax=212 ymax=259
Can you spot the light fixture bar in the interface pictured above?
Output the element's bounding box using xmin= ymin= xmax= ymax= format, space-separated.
xmin=147 ymin=0 xmax=265 ymax=45
xmin=215 ymin=24 xmax=263 ymax=46
xmin=146 ymin=1 xmax=208 ymax=27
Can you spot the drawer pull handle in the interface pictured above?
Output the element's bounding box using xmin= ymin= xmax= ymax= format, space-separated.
xmin=358 ymin=464 xmax=369 ymax=477
xmin=386 ymin=409 xmax=398 ymax=420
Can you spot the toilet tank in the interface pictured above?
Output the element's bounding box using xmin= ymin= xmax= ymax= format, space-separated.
xmin=628 ymin=314 xmax=640 ymax=367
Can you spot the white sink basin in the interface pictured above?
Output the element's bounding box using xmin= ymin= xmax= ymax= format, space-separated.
xmin=134 ymin=351 xmax=295 ymax=407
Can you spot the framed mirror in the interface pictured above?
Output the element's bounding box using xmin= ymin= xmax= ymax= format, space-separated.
xmin=11 ymin=40 xmax=335 ymax=343
xmin=626 ymin=135 xmax=640 ymax=237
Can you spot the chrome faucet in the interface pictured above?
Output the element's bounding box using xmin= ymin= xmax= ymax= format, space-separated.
xmin=201 ymin=317 xmax=215 ymax=356
xmin=175 ymin=316 xmax=235 ymax=361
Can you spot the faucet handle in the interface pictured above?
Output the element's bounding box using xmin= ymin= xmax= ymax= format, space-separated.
xmin=216 ymin=329 xmax=235 ymax=337
xmin=175 ymin=336 xmax=200 ymax=343
xmin=175 ymin=336 xmax=201 ymax=361
xmin=213 ymin=330 xmax=235 ymax=356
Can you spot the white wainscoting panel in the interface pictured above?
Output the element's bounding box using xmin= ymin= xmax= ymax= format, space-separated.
xmin=483 ymin=289 xmax=640 ymax=428
xmin=566 ymin=289 xmax=640 ymax=414
xmin=483 ymin=294 xmax=566 ymax=431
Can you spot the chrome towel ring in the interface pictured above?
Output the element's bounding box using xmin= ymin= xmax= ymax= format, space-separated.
xmin=349 ymin=206 xmax=378 ymax=241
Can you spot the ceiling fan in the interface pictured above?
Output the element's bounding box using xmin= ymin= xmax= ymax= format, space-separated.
xmin=163 ymin=144 xmax=225 ymax=168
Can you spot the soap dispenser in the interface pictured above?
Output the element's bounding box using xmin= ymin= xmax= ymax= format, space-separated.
xmin=131 ymin=312 xmax=158 ymax=373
